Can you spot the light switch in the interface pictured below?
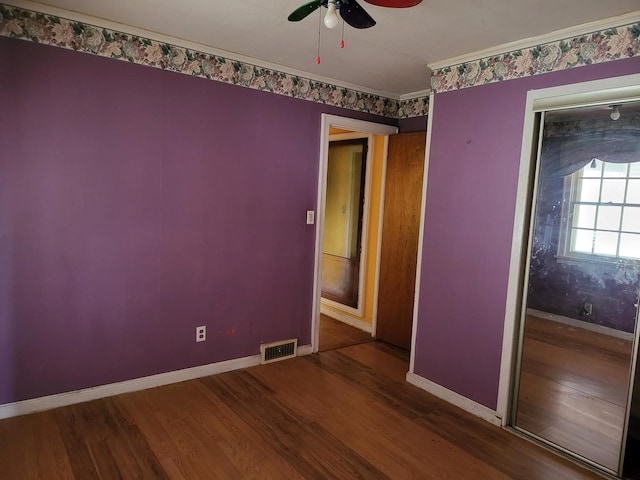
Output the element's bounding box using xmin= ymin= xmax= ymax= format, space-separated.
xmin=306 ymin=210 xmax=315 ymax=225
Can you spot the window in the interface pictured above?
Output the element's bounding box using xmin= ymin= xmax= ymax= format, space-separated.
xmin=559 ymin=159 xmax=640 ymax=261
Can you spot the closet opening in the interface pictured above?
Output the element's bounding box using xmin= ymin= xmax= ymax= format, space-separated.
xmin=501 ymin=74 xmax=640 ymax=478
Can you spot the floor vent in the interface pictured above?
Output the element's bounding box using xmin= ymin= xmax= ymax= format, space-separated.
xmin=260 ymin=338 xmax=298 ymax=364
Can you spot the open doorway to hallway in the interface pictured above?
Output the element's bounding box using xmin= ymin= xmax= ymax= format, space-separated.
xmin=312 ymin=116 xmax=397 ymax=354
xmin=312 ymin=115 xmax=427 ymax=356
xmin=318 ymin=129 xmax=381 ymax=352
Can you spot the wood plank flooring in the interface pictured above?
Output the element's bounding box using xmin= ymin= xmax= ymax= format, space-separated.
xmin=0 ymin=341 xmax=602 ymax=479
xmin=318 ymin=313 xmax=373 ymax=352
xmin=515 ymin=315 xmax=633 ymax=472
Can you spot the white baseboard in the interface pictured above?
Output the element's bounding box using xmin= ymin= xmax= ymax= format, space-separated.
xmin=320 ymin=305 xmax=373 ymax=334
xmin=297 ymin=344 xmax=313 ymax=356
xmin=0 ymin=345 xmax=317 ymax=420
xmin=527 ymin=308 xmax=634 ymax=341
xmin=0 ymin=354 xmax=262 ymax=420
xmin=406 ymin=372 xmax=502 ymax=427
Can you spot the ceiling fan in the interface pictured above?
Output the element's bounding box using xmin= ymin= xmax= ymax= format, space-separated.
xmin=288 ymin=0 xmax=422 ymax=30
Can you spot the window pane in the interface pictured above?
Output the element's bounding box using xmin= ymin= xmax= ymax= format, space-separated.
xmin=619 ymin=233 xmax=640 ymax=259
xmin=600 ymin=179 xmax=626 ymax=203
xmin=622 ymin=207 xmax=640 ymax=233
xmin=578 ymin=179 xmax=601 ymax=202
xmin=627 ymin=179 xmax=640 ymax=204
xmin=573 ymin=204 xmax=596 ymax=229
xmin=603 ymin=162 xmax=628 ymax=178
xmin=565 ymin=161 xmax=640 ymax=260
xmin=571 ymin=229 xmax=593 ymax=253
xmin=582 ymin=159 xmax=602 ymax=178
xmin=596 ymin=205 xmax=622 ymax=231
xmin=593 ymin=231 xmax=619 ymax=256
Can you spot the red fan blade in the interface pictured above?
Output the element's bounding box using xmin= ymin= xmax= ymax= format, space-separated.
xmin=363 ymin=0 xmax=422 ymax=7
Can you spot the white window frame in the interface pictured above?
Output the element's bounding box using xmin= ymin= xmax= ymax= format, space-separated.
xmin=557 ymin=161 xmax=640 ymax=264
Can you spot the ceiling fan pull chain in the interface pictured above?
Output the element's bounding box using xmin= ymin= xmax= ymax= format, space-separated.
xmin=316 ymin=4 xmax=322 ymax=64
xmin=340 ymin=19 xmax=345 ymax=48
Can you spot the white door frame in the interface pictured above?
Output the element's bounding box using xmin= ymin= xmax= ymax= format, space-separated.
xmin=497 ymin=73 xmax=640 ymax=435
xmin=311 ymin=114 xmax=398 ymax=353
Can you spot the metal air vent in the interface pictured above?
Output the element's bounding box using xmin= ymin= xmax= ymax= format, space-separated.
xmin=260 ymin=338 xmax=298 ymax=364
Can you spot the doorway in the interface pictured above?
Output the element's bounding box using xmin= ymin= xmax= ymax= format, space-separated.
xmin=312 ymin=115 xmax=398 ymax=353
xmin=501 ymin=74 xmax=640 ymax=478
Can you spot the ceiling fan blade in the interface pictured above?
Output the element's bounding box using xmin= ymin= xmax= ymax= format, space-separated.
xmin=340 ymin=0 xmax=376 ymax=29
xmin=288 ymin=0 xmax=323 ymax=22
xmin=363 ymin=0 xmax=422 ymax=6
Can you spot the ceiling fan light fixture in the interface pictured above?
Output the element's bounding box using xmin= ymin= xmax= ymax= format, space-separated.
xmin=324 ymin=0 xmax=340 ymax=29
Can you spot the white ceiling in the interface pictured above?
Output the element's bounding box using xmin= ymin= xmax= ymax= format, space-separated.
xmin=27 ymin=0 xmax=640 ymax=96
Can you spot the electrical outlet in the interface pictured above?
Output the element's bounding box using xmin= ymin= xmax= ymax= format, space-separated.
xmin=583 ymin=303 xmax=593 ymax=316
xmin=196 ymin=326 xmax=206 ymax=342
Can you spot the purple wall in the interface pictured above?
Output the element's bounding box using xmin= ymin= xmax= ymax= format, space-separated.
xmin=399 ymin=116 xmax=428 ymax=133
xmin=0 ymin=37 xmax=395 ymax=404
xmin=414 ymin=57 xmax=640 ymax=410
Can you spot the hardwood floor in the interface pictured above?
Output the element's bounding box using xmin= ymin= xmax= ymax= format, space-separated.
xmin=0 ymin=341 xmax=602 ymax=479
xmin=318 ymin=313 xmax=373 ymax=352
xmin=516 ymin=314 xmax=633 ymax=472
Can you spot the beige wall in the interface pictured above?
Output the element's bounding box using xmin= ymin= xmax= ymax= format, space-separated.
xmin=323 ymin=143 xmax=363 ymax=258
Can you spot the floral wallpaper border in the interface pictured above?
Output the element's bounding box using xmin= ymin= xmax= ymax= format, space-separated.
xmin=431 ymin=22 xmax=640 ymax=93
xmin=0 ymin=3 xmax=430 ymax=119
xmin=397 ymin=95 xmax=430 ymax=120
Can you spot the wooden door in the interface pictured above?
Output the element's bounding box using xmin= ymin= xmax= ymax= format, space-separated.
xmin=376 ymin=132 xmax=426 ymax=350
